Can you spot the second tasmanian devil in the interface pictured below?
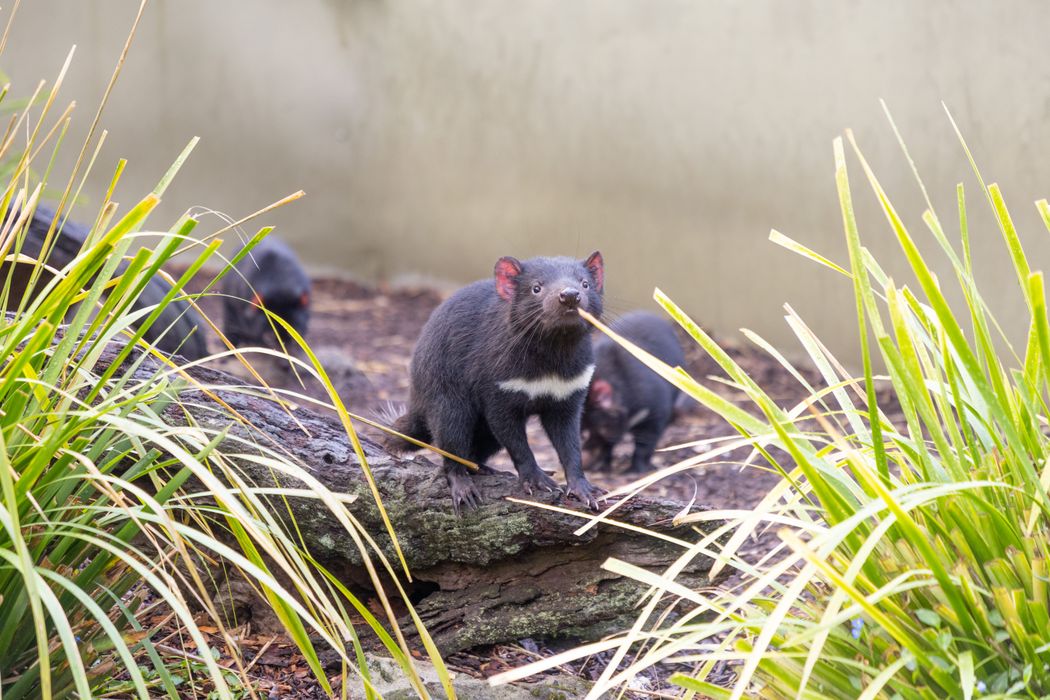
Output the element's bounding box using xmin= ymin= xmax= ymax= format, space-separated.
xmin=221 ymin=236 xmax=311 ymax=349
xmin=387 ymin=252 xmax=605 ymax=513
xmin=6 ymin=205 xmax=209 ymax=360
xmin=582 ymin=311 xmax=686 ymax=473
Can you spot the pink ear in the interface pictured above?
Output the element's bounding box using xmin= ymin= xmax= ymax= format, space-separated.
xmin=584 ymin=251 xmax=603 ymax=292
xmin=589 ymin=379 xmax=613 ymax=407
xmin=494 ymin=257 xmax=522 ymax=301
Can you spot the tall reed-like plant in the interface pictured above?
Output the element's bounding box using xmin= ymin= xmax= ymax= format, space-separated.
xmin=495 ymin=109 xmax=1050 ymax=699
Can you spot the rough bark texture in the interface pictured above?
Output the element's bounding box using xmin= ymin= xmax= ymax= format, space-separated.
xmin=103 ymin=342 xmax=722 ymax=654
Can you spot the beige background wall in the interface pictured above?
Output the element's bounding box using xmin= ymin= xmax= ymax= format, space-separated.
xmin=6 ymin=1 xmax=1050 ymax=364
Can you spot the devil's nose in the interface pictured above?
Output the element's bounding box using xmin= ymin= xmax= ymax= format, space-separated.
xmin=559 ymin=288 xmax=581 ymax=307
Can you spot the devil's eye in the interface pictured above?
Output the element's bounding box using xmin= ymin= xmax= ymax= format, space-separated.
xmin=532 ymin=284 xmax=542 ymax=294
xmin=581 ymin=280 xmax=590 ymax=289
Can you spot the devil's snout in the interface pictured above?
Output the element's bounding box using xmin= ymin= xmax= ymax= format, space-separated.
xmin=559 ymin=288 xmax=581 ymax=308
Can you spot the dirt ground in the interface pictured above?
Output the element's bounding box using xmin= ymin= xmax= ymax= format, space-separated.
xmin=185 ymin=275 xmax=849 ymax=697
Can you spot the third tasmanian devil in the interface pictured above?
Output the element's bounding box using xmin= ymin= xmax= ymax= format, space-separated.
xmin=221 ymin=236 xmax=311 ymax=349
xmin=386 ymin=252 xmax=605 ymax=513
xmin=582 ymin=311 xmax=686 ymax=473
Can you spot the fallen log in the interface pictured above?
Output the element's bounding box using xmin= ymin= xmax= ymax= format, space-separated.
xmin=105 ymin=342 xmax=722 ymax=654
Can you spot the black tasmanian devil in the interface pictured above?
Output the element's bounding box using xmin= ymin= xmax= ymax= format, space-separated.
xmin=386 ymin=252 xmax=606 ymax=513
xmin=5 ymin=205 xmax=209 ymax=360
xmin=221 ymin=236 xmax=311 ymax=349
xmin=582 ymin=311 xmax=686 ymax=473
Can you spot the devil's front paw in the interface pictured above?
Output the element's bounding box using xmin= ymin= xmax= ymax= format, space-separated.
xmin=447 ymin=470 xmax=482 ymax=516
xmin=565 ymin=477 xmax=604 ymax=510
xmin=518 ymin=466 xmax=561 ymax=496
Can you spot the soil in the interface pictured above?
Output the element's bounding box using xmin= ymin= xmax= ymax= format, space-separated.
xmin=169 ymin=275 xmax=870 ymax=698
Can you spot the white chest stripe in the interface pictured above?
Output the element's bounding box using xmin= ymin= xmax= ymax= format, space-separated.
xmin=497 ymin=365 xmax=595 ymax=401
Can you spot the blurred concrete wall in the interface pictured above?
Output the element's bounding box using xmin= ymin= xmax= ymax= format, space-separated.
xmin=6 ymin=0 xmax=1050 ymax=364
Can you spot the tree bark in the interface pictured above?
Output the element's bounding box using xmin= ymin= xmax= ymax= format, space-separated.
xmin=106 ymin=343 xmax=722 ymax=654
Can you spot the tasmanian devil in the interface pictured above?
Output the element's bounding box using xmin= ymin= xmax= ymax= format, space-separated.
xmin=386 ymin=252 xmax=605 ymax=513
xmin=582 ymin=311 xmax=685 ymax=473
xmin=221 ymin=236 xmax=310 ymax=349
xmin=4 ymin=205 xmax=209 ymax=360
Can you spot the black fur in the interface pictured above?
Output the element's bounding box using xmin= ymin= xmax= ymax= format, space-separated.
xmin=6 ymin=205 xmax=208 ymax=360
xmin=582 ymin=311 xmax=684 ymax=473
xmin=389 ymin=252 xmax=605 ymax=513
xmin=221 ymin=236 xmax=310 ymax=349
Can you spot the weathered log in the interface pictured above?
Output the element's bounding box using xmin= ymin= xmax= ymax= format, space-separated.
xmin=104 ymin=342 xmax=722 ymax=654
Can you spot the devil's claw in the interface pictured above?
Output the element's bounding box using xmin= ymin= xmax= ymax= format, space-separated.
xmin=448 ymin=471 xmax=482 ymax=516
xmin=519 ymin=466 xmax=561 ymax=496
xmin=565 ymin=478 xmax=604 ymax=511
